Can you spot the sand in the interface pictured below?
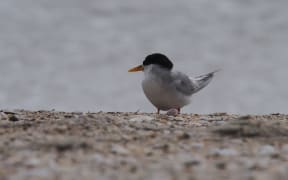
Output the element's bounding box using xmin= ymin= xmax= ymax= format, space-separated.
xmin=0 ymin=110 xmax=288 ymax=180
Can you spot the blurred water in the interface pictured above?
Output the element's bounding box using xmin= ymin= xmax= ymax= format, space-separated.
xmin=0 ymin=0 xmax=287 ymax=114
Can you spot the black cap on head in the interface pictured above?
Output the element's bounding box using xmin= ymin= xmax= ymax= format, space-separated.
xmin=143 ymin=53 xmax=173 ymax=70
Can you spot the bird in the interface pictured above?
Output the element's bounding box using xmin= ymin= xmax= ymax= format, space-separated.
xmin=128 ymin=53 xmax=219 ymax=114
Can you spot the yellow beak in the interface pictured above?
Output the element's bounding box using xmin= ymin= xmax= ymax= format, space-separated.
xmin=128 ymin=65 xmax=144 ymax=72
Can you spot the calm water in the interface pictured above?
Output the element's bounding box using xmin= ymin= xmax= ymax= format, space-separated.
xmin=0 ymin=0 xmax=287 ymax=114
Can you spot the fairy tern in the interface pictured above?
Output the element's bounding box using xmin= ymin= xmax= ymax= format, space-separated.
xmin=128 ymin=53 xmax=218 ymax=114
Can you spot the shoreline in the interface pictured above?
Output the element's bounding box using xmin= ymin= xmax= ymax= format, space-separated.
xmin=0 ymin=110 xmax=287 ymax=180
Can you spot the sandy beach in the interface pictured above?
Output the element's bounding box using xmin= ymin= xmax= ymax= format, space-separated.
xmin=0 ymin=110 xmax=287 ymax=180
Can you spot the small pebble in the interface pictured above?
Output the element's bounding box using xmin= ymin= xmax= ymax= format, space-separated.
xmin=259 ymin=145 xmax=278 ymax=156
xmin=239 ymin=157 xmax=270 ymax=170
xmin=191 ymin=143 xmax=204 ymax=149
xmin=174 ymin=117 xmax=185 ymax=121
xmin=129 ymin=115 xmax=154 ymax=122
xmin=111 ymin=145 xmax=130 ymax=155
xmin=209 ymin=148 xmax=239 ymax=157
xmin=24 ymin=158 xmax=41 ymax=167
xmin=184 ymin=158 xmax=201 ymax=168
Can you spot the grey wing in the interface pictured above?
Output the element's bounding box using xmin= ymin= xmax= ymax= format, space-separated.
xmin=172 ymin=72 xmax=196 ymax=96
xmin=189 ymin=70 xmax=219 ymax=94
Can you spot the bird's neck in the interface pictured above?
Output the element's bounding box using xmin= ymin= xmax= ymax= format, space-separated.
xmin=144 ymin=65 xmax=171 ymax=79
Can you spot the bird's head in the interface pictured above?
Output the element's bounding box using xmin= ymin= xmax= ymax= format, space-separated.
xmin=128 ymin=53 xmax=173 ymax=72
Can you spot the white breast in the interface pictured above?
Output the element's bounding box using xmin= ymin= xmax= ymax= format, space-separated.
xmin=142 ymin=68 xmax=190 ymax=110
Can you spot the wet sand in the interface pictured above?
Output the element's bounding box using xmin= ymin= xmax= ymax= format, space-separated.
xmin=0 ymin=110 xmax=288 ymax=180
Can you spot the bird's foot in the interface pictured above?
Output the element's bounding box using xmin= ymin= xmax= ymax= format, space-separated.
xmin=157 ymin=109 xmax=160 ymax=114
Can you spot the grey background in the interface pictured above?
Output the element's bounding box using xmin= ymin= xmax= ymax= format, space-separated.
xmin=0 ymin=0 xmax=287 ymax=114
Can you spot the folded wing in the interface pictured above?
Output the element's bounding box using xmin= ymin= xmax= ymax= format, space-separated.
xmin=172 ymin=70 xmax=219 ymax=96
xmin=189 ymin=70 xmax=220 ymax=94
